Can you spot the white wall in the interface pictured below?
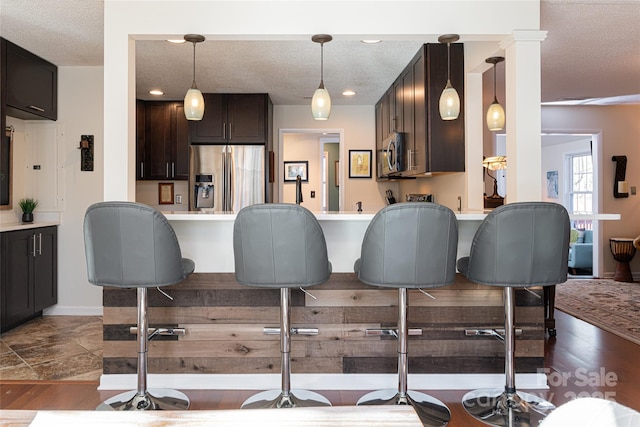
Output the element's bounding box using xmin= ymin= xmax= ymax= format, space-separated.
xmin=49 ymin=67 xmax=105 ymax=314
xmin=542 ymin=105 xmax=640 ymax=277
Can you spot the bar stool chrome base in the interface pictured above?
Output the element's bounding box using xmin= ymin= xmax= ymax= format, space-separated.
xmin=357 ymin=389 xmax=451 ymax=427
xmin=97 ymin=389 xmax=190 ymax=411
xmin=462 ymin=388 xmax=555 ymax=426
xmin=241 ymin=389 xmax=331 ymax=409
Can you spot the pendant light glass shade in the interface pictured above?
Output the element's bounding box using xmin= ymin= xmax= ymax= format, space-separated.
xmin=183 ymin=34 xmax=205 ymax=121
xmin=439 ymin=80 xmax=460 ymax=121
xmin=311 ymin=34 xmax=333 ymax=120
xmin=438 ymin=34 xmax=460 ymax=120
xmin=486 ymin=99 xmax=505 ymax=131
xmin=184 ymin=86 xmax=205 ymax=120
xmin=312 ymin=86 xmax=331 ymax=120
xmin=485 ymin=56 xmax=505 ymax=131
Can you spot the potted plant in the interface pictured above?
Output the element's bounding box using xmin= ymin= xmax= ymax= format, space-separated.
xmin=18 ymin=198 xmax=38 ymax=223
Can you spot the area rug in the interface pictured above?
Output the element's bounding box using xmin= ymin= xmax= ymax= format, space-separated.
xmin=555 ymin=279 xmax=640 ymax=345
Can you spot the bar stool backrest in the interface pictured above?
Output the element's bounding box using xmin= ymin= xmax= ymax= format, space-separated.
xmin=233 ymin=203 xmax=331 ymax=288
xmin=460 ymin=202 xmax=570 ymax=287
xmin=356 ymin=203 xmax=458 ymax=289
xmin=84 ymin=201 xmax=193 ymax=288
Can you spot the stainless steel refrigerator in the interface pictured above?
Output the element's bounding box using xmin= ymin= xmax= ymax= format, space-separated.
xmin=189 ymin=145 xmax=265 ymax=212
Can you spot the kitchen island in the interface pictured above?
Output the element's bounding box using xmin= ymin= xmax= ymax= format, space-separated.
xmin=99 ymin=210 xmax=619 ymax=392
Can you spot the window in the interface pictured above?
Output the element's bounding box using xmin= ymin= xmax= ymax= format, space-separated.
xmin=568 ymin=152 xmax=593 ymax=216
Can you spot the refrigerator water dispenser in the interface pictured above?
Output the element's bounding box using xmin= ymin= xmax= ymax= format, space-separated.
xmin=194 ymin=174 xmax=214 ymax=209
xmin=194 ymin=184 xmax=214 ymax=209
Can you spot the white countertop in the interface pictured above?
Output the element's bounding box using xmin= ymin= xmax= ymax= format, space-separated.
xmin=162 ymin=210 xmax=620 ymax=222
xmin=0 ymin=221 xmax=60 ymax=232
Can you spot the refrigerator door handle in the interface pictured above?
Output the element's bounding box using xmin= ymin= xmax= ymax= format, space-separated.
xmin=223 ymin=147 xmax=231 ymax=211
xmin=227 ymin=149 xmax=234 ymax=211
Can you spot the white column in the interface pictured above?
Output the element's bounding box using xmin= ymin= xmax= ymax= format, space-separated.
xmin=103 ymin=8 xmax=136 ymax=202
xmin=500 ymin=31 xmax=547 ymax=202
xmin=465 ymin=72 xmax=485 ymax=211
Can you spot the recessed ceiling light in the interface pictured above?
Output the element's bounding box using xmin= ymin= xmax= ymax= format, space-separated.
xmin=166 ymin=39 xmax=186 ymax=44
xmin=361 ymin=39 xmax=382 ymax=44
xmin=149 ymin=90 xmax=164 ymax=95
xmin=342 ymin=90 xmax=357 ymax=96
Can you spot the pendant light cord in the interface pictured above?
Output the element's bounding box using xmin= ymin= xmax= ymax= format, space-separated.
xmin=192 ymin=41 xmax=197 ymax=88
xmin=447 ymin=42 xmax=451 ymax=82
xmin=320 ymin=42 xmax=325 ymax=89
xmin=493 ymin=63 xmax=497 ymax=102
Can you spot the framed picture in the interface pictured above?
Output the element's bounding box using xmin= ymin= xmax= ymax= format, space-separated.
xmin=158 ymin=182 xmax=174 ymax=204
xmin=335 ymin=160 xmax=340 ymax=187
xmin=349 ymin=150 xmax=372 ymax=178
xmin=546 ymin=170 xmax=559 ymax=199
xmin=284 ymin=161 xmax=308 ymax=182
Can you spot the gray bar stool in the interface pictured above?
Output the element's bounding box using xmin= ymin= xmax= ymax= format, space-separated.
xmin=83 ymin=201 xmax=195 ymax=411
xmin=233 ymin=203 xmax=332 ymax=409
xmin=354 ymin=203 xmax=458 ymax=427
xmin=457 ymin=202 xmax=570 ymax=426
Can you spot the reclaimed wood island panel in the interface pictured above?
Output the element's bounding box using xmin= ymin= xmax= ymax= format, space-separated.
xmin=102 ymin=273 xmax=545 ymax=377
xmin=96 ymin=211 xmax=569 ymax=390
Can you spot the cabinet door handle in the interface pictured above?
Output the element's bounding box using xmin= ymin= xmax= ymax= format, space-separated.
xmin=38 ymin=233 xmax=42 ymax=256
xmin=32 ymin=234 xmax=37 ymax=257
xmin=140 ymin=162 xmax=144 ymax=178
xmin=223 ymin=123 xmax=226 ymax=140
xmin=407 ymin=149 xmax=415 ymax=170
xmin=166 ymin=163 xmax=169 ymax=178
xmin=28 ymin=105 xmax=45 ymax=112
xmin=171 ymin=162 xmax=175 ymax=178
xmin=228 ymin=123 xmax=232 ymax=140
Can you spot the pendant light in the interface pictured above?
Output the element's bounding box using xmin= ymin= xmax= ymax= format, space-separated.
xmin=311 ymin=34 xmax=333 ymax=120
xmin=183 ymin=34 xmax=205 ymax=121
xmin=438 ymin=34 xmax=461 ymax=121
xmin=486 ymin=56 xmax=505 ymax=131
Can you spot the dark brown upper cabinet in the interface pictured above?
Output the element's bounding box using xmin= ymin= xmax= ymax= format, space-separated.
xmin=375 ymin=42 xmax=465 ymax=180
xmin=189 ymin=94 xmax=271 ymax=145
xmin=2 ymin=38 xmax=57 ymax=121
xmin=137 ymin=101 xmax=189 ymax=181
xmin=411 ymin=43 xmax=465 ymax=175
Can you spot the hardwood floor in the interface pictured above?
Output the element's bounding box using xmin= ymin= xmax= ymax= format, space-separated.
xmin=1 ymin=310 xmax=639 ymax=426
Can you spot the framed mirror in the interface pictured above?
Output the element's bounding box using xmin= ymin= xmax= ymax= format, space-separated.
xmin=1 ymin=127 xmax=12 ymax=209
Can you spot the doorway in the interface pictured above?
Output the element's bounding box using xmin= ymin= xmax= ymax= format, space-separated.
xmin=279 ymin=129 xmax=343 ymax=211
xmin=541 ymin=131 xmax=603 ymax=278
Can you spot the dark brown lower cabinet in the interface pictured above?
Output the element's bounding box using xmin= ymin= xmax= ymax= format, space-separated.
xmin=1 ymin=226 xmax=57 ymax=332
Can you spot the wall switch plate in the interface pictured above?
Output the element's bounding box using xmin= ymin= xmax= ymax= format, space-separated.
xmin=631 ymin=186 xmax=637 ymax=196
xmin=176 ymin=194 xmax=182 ymax=204
xmin=310 ymin=191 xmax=316 ymax=198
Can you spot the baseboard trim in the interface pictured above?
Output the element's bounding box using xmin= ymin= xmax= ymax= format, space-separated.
xmin=98 ymin=373 xmax=549 ymax=391
xmin=43 ymin=306 xmax=103 ymax=316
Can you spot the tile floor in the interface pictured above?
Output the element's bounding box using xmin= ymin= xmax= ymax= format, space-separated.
xmin=0 ymin=316 xmax=103 ymax=381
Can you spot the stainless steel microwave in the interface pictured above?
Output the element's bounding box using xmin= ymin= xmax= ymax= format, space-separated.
xmin=378 ymin=131 xmax=405 ymax=178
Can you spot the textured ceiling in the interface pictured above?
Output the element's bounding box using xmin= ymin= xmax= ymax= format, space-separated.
xmin=1 ymin=0 xmax=639 ymax=105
